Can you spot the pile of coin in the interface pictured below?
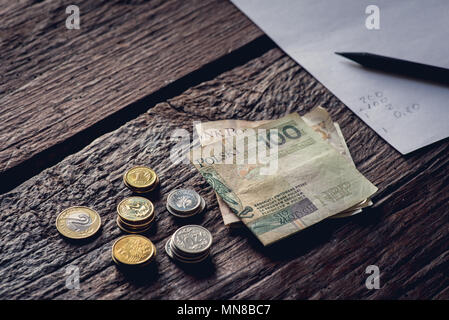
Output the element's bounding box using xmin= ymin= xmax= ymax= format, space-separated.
xmin=165 ymin=225 xmax=212 ymax=263
xmin=56 ymin=206 xmax=101 ymax=240
xmin=116 ymin=196 xmax=155 ymax=233
xmin=56 ymin=165 xmax=216 ymax=270
xmin=166 ymin=188 xmax=206 ymax=218
xmin=112 ymin=234 xmax=156 ymax=268
xmin=123 ymin=166 xmax=159 ymax=193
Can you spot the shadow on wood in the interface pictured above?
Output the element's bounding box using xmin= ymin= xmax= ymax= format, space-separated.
xmin=228 ymin=209 xmax=382 ymax=262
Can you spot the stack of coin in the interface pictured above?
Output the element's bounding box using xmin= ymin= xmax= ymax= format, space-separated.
xmin=56 ymin=206 xmax=101 ymax=240
xmin=166 ymin=188 xmax=206 ymax=218
xmin=112 ymin=235 xmax=156 ymax=268
xmin=165 ymin=225 xmax=212 ymax=263
xmin=123 ymin=166 xmax=159 ymax=193
xmin=116 ymin=196 xmax=155 ymax=233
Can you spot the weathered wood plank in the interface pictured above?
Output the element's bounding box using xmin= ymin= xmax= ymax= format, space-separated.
xmin=0 ymin=0 xmax=262 ymax=176
xmin=1 ymin=48 xmax=448 ymax=299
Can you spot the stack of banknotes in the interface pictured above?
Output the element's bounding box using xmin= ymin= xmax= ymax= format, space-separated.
xmin=189 ymin=107 xmax=377 ymax=246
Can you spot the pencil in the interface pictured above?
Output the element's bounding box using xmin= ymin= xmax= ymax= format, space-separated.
xmin=335 ymin=52 xmax=449 ymax=85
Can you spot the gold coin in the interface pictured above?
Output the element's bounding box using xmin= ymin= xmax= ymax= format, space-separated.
xmin=112 ymin=235 xmax=155 ymax=265
xmin=117 ymin=196 xmax=154 ymax=225
xmin=112 ymin=241 xmax=157 ymax=268
xmin=116 ymin=216 xmax=153 ymax=234
xmin=124 ymin=176 xmax=160 ymax=193
xmin=118 ymin=215 xmax=154 ymax=228
xmin=56 ymin=206 xmax=101 ymax=239
xmin=123 ymin=166 xmax=157 ymax=191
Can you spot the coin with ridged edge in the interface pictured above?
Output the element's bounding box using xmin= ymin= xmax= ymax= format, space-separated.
xmin=123 ymin=166 xmax=158 ymax=192
xmin=118 ymin=214 xmax=155 ymax=228
xmin=165 ymin=236 xmax=174 ymax=259
xmin=165 ymin=234 xmax=211 ymax=264
xmin=116 ymin=216 xmax=153 ymax=234
xmin=56 ymin=206 xmax=101 ymax=240
xmin=124 ymin=176 xmax=159 ymax=193
xmin=117 ymin=196 xmax=154 ymax=225
xmin=172 ymin=225 xmax=212 ymax=254
xmin=166 ymin=189 xmax=206 ymax=218
xmin=112 ymin=235 xmax=155 ymax=266
xmin=112 ymin=242 xmax=156 ymax=268
xmin=167 ymin=189 xmax=201 ymax=213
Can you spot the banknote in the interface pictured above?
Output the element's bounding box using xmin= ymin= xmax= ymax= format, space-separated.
xmin=301 ymin=107 xmax=349 ymax=161
xmin=195 ymin=119 xmax=268 ymax=226
xmin=189 ymin=112 xmax=378 ymax=245
xmin=331 ymin=122 xmax=374 ymax=217
xmin=301 ymin=108 xmax=373 ymax=216
xmin=195 ymin=107 xmax=372 ymax=225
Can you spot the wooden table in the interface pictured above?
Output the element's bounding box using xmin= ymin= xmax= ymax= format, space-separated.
xmin=1 ymin=0 xmax=448 ymax=300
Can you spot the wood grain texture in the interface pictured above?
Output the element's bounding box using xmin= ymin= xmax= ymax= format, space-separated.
xmin=1 ymin=48 xmax=448 ymax=299
xmin=0 ymin=0 xmax=262 ymax=175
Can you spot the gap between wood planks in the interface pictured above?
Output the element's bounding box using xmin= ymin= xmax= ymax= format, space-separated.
xmin=0 ymin=35 xmax=276 ymax=195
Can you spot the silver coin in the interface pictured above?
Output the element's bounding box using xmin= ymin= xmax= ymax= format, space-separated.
xmin=173 ymin=250 xmax=210 ymax=264
xmin=165 ymin=237 xmax=174 ymax=259
xmin=172 ymin=247 xmax=210 ymax=261
xmin=167 ymin=237 xmax=210 ymax=263
xmin=166 ymin=196 xmax=206 ymax=218
xmin=172 ymin=225 xmax=212 ymax=255
xmin=66 ymin=211 xmax=93 ymax=232
xmin=167 ymin=189 xmax=201 ymax=214
xmin=171 ymin=236 xmax=210 ymax=258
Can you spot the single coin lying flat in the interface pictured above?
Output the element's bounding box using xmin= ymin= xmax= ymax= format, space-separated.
xmin=112 ymin=234 xmax=156 ymax=267
xmin=56 ymin=206 xmax=101 ymax=240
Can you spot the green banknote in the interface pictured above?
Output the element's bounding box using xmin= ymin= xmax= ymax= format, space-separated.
xmin=195 ymin=107 xmax=372 ymax=225
xmin=189 ymin=113 xmax=377 ymax=245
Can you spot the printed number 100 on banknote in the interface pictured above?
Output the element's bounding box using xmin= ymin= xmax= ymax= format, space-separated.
xmin=189 ymin=113 xmax=377 ymax=246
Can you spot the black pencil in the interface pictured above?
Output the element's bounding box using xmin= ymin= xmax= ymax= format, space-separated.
xmin=335 ymin=52 xmax=449 ymax=85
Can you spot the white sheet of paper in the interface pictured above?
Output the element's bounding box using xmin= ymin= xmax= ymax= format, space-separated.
xmin=231 ymin=0 xmax=449 ymax=154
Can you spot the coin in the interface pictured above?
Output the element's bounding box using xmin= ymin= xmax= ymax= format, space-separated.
xmin=112 ymin=241 xmax=156 ymax=268
xmin=124 ymin=176 xmax=160 ymax=193
xmin=174 ymin=251 xmax=210 ymax=264
xmin=172 ymin=247 xmax=210 ymax=263
xmin=172 ymin=225 xmax=212 ymax=255
xmin=56 ymin=206 xmax=101 ymax=239
xmin=123 ymin=166 xmax=159 ymax=192
xmin=166 ymin=189 xmax=206 ymax=218
xmin=117 ymin=197 xmax=154 ymax=225
xmin=112 ymin=235 xmax=156 ymax=266
xmin=165 ymin=232 xmax=211 ymax=264
xmin=118 ymin=214 xmax=155 ymax=228
xmin=167 ymin=189 xmax=201 ymax=213
xmin=116 ymin=216 xmax=153 ymax=234
xmin=165 ymin=237 xmax=174 ymax=259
